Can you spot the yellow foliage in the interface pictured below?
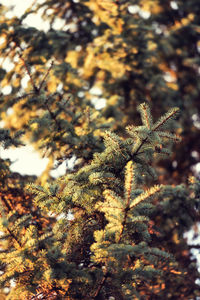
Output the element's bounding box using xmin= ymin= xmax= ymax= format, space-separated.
xmin=141 ymin=1 xmax=162 ymax=14
xmin=98 ymin=0 xmax=118 ymax=16
xmin=65 ymin=72 xmax=82 ymax=87
xmin=47 ymin=76 xmax=57 ymax=93
xmin=12 ymin=77 xmax=21 ymax=88
xmin=172 ymin=230 xmax=180 ymax=244
xmin=167 ymin=82 xmax=179 ymax=91
xmin=188 ymin=13 xmax=195 ymax=21
xmin=84 ymin=52 xmax=95 ymax=77
xmin=170 ymin=269 xmax=182 ymax=275
xmin=65 ymin=50 xmax=81 ymax=68
xmin=148 ymin=41 xmax=157 ymax=51
xmin=171 ymin=13 xmax=195 ymax=30
xmin=86 ymin=0 xmax=123 ymax=34
xmin=75 ymin=125 xmax=85 ymax=135
xmin=15 ymin=63 xmax=24 ymax=73
xmin=30 ymin=122 xmax=39 ymax=130
xmin=132 ymin=47 xmax=138 ymax=54
xmin=84 ymin=35 xmax=130 ymax=78
xmin=97 ymin=52 xmax=126 ymax=78
xmin=181 ymin=18 xmax=190 ymax=26
xmin=3 ymin=99 xmax=37 ymax=131
xmin=0 ymin=34 xmax=6 ymax=49
xmin=108 ymin=95 xmax=119 ymax=105
xmin=1 ymin=77 xmax=9 ymax=87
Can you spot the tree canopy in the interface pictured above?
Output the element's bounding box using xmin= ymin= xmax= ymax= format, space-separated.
xmin=0 ymin=1 xmax=200 ymax=299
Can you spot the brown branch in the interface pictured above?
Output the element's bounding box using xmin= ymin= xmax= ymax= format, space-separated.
xmin=38 ymin=60 xmax=54 ymax=92
xmin=6 ymin=226 xmax=22 ymax=248
xmin=133 ymin=136 xmax=148 ymax=157
xmin=118 ymin=207 xmax=129 ymax=243
xmin=91 ymin=273 xmax=108 ymax=299
xmin=0 ymin=196 xmax=22 ymax=247
xmin=0 ymin=194 xmax=13 ymax=211
xmin=18 ymin=51 xmax=39 ymax=93
xmin=188 ymin=244 xmax=200 ymax=249
xmin=15 ymin=41 xmax=54 ymax=95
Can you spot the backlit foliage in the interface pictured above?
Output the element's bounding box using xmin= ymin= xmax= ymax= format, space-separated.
xmin=0 ymin=0 xmax=200 ymax=299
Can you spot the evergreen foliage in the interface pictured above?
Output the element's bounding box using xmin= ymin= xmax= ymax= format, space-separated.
xmin=0 ymin=1 xmax=200 ymax=299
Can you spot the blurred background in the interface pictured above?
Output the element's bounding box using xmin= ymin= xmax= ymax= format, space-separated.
xmin=0 ymin=0 xmax=200 ymax=295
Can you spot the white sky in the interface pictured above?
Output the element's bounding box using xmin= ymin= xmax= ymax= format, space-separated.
xmin=1 ymin=0 xmax=38 ymax=18
xmin=0 ymin=145 xmax=49 ymax=176
xmin=1 ymin=0 xmax=50 ymax=31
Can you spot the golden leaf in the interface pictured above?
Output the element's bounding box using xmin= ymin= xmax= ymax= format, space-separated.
xmin=47 ymin=78 xmax=57 ymax=93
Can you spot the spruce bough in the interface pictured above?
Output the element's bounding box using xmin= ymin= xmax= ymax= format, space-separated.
xmin=1 ymin=101 xmax=199 ymax=299
xmin=1 ymin=1 xmax=200 ymax=298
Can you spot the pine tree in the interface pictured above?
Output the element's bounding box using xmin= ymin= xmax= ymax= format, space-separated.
xmin=0 ymin=1 xmax=200 ymax=299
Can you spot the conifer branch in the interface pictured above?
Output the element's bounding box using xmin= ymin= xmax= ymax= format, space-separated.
xmin=157 ymin=131 xmax=181 ymax=142
xmin=103 ymin=131 xmax=127 ymax=159
xmin=130 ymin=185 xmax=162 ymax=209
xmin=118 ymin=208 xmax=128 ymax=243
xmin=15 ymin=42 xmax=54 ymax=95
xmin=6 ymin=226 xmax=22 ymax=248
xmin=17 ymin=50 xmax=38 ymax=93
xmin=126 ymin=104 xmax=181 ymax=162
xmin=102 ymin=190 xmax=124 ymax=210
xmin=44 ymin=97 xmax=62 ymax=131
xmin=97 ymin=205 xmax=122 ymax=210
xmin=132 ymin=135 xmax=149 ymax=156
xmin=153 ymin=107 xmax=179 ymax=131
xmin=139 ymin=103 xmax=152 ymax=129
xmin=38 ymin=60 xmax=54 ymax=92
xmin=117 ymin=161 xmax=135 ymax=242
xmin=125 ymin=161 xmax=134 ymax=202
xmin=0 ymin=197 xmax=21 ymax=247
xmin=0 ymin=0 xmax=198 ymax=298
xmin=13 ymin=92 xmax=35 ymax=102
